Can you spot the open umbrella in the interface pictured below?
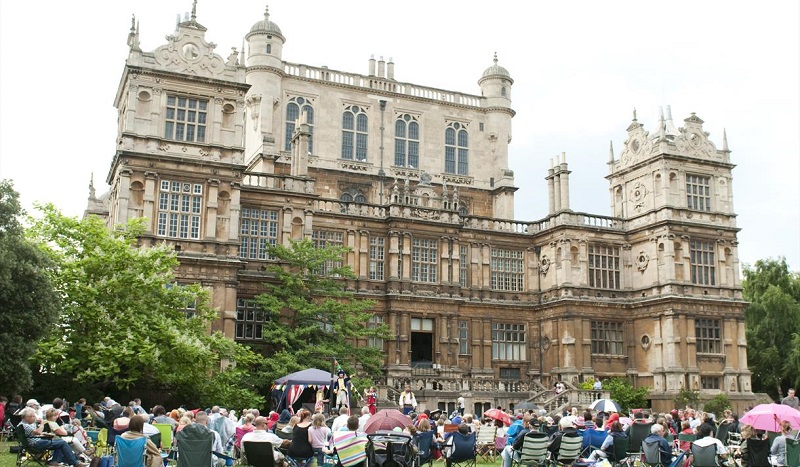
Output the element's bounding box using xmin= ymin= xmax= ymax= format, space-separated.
xmin=514 ymin=401 xmax=539 ymax=412
xmin=483 ymin=408 xmax=513 ymax=426
xmin=589 ymin=399 xmax=621 ymax=413
xmin=740 ymin=403 xmax=800 ymax=432
xmin=363 ymin=409 xmax=412 ymax=434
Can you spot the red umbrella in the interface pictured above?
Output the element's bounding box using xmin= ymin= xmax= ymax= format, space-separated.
xmin=363 ymin=409 xmax=412 ymax=434
xmin=740 ymin=403 xmax=800 ymax=432
xmin=483 ymin=408 xmax=513 ymax=426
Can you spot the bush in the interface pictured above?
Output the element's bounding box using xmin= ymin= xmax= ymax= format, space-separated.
xmin=674 ymin=388 xmax=700 ymax=409
xmin=702 ymin=393 xmax=732 ymax=418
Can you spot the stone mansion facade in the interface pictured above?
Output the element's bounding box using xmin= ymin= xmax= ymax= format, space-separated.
xmin=88 ymin=5 xmax=754 ymax=412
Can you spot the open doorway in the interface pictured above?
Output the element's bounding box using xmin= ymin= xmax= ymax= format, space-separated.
xmin=411 ymin=332 xmax=433 ymax=367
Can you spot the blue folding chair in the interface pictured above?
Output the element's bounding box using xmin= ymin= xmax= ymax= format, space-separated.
xmin=115 ymin=436 xmax=146 ymax=467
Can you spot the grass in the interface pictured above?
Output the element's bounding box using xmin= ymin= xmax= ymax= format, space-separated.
xmin=0 ymin=441 xmax=504 ymax=467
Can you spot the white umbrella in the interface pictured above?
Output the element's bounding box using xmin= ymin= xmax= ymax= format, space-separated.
xmin=589 ymin=399 xmax=621 ymax=412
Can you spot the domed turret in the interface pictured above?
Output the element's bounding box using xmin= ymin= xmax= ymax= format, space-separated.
xmin=245 ymin=5 xmax=285 ymax=66
xmin=478 ymin=53 xmax=513 ymax=103
xmin=480 ymin=54 xmax=512 ymax=83
xmin=249 ymin=6 xmax=283 ymax=37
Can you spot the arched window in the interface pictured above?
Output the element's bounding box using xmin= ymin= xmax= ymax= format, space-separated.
xmin=445 ymin=122 xmax=469 ymax=175
xmin=394 ymin=114 xmax=419 ymax=168
xmin=266 ymin=43 xmax=272 ymax=54
xmin=342 ymin=105 xmax=368 ymax=161
xmin=284 ymin=96 xmax=314 ymax=153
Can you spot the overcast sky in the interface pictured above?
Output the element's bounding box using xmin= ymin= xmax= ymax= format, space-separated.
xmin=1 ymin=0 xmax=798 ymax=271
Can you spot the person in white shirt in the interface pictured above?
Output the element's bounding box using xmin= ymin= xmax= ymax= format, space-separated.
xmin=692 ymin=424 xmax=727 ymax=463
xmin=241 ymin=416 xmax=285 ymax=464
xmin=398 ymin=386 xmax=417 ymax=415
xmin=331 ymin=406 xmax=350 ymax=433
xmin=195 ymin=411 xmax=226 ymax=467
xmin=358 ymin=406 xmax=371 ymax=432
xmin=457 ymin=396 xmax=465 ymax=415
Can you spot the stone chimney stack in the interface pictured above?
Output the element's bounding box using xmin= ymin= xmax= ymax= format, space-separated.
xmin=387 ymin=57 xmax=395 ymax=80
xmin=377 ymin=56 xmax=386 ymax=78
xmin=368 ymin=55 xmax=376 ymax=76
xmin=559 ymin=152 xmax=571 ymax=211
xmin=547 ymin=158 xmax=556 ymax=214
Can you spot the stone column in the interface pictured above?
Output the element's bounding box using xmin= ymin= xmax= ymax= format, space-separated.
xmin=229 ymin=183 xmax=241 ymax=244
xmin=281 ymin=207 xmax=293 ymax=245
xmin=388 ymin=231 xmax=401 ymax=279
xmin=440 ymin=236 xmax=451 ymax=285
xmin=358 ymin=230 xmax=370 ymax=280
xmin=143 ymin=172 xmax=158 ymax=233
xmin=480 ymin=243 xmax=491 ymax=290
xmin=205 ymin=179 xmax=220 ymax=241
xmin=116 ymin=169 xmax=132 ymax=224
xmin=559 ymin=157 xmax=571 ymax=211
xmin=401 ymin=233 xmax=412 ymax=281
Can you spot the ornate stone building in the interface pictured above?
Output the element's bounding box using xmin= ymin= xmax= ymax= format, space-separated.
xmin=91 ymin=5 xmax=754 ymax=413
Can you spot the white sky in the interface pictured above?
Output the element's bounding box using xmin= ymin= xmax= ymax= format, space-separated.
xmin=1 ymin=0 xmax=798 ymax=271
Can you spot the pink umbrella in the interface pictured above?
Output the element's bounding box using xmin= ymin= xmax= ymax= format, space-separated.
xmin=363 ymin=409 xmax=412 ymax=434
xmin=740 ymin=403 xmax=800 ymax=432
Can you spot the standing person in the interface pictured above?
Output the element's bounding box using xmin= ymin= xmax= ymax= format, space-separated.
xmin=0 ymin=396 xmax=6 ymax=429
xmin=364 ymin=386 xmax=378 ymax=415
xmin=457 ymin=395 xmax=465 ymax=416
xmin=781 ymin=388 xmax=799 ymax=409
xmin=333 ymin=371 xmax=351 ymax=412
xmin=398 ymin=385 xmax=417 ymax=416
xmin=593 ymin=379 xmax=602 ymax=390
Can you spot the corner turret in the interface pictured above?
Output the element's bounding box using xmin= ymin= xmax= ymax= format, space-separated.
xmin=246 ymin=5 xmax=285 ymax=67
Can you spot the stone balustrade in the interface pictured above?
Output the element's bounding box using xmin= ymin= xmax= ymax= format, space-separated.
xmin=284 ymin=62 xmax=482 ymax=107
xmin=241 ymin=173 xmax=315 ymax=194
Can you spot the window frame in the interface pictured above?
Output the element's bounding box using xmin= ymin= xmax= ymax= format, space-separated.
xmin=445 ymin=122 xmax=469 ymax=175
xmin=394 ymin=114 xmax=420 ymax=168
xmin=311 ymin=230 xmax=344 ymax=276
xmin=156 ymin=180 xmax=203 ymax=240
xmin=369 ymin=236 xmax=385 ymax=281
xmin=590 ymin=321 xmax=624 ymax=356
xmin=490 ymin=248 xmax=525 ymax=292
xmin=686 ymin=174 xmax=712 ymax=212
xmin=411 ymin=238 xmax=438 ymax=283
xmin=342 ymin=105 xmax=368 ymax=161
xmin=235 ymin=298 xmax=267 ymax=341
xmin=491 ymin=322 xmax=526 ymax=361
xmin=284 ymin=96 xmax=314 ymax=153
xmin=239 ymin=207 xmax=280 ymax=260
xmin=689 ymin=239 xmax=716 ymax=286
xmin=164 ymin=95 xmax=208 ymax=143
xmin=588 ymin=244 xmax=621 ymax=290
xmin=695 ymin=318 xmax=722 ymax=354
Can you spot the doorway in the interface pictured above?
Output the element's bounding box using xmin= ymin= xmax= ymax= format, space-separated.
xmin=411 ymin=332 xmax=433 ymax=367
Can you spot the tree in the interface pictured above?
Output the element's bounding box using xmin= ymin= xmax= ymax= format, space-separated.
xmin=742 ymin=258 xmax=800 ymax=399
xmin=0 ymin=180 xmax=61 ymax=395
xmin=674 ymin=388 xmax=701 ymax=409
xmin=255 ymin=238 xmax=388 ymax=385
xmin=28 ymin=205 xmax=264 ymax=408
xmin=604 ymin=377 xmax=649 ymax=412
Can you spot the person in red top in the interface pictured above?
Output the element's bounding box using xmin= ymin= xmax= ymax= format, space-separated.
xmin=364 ymin=386 xmax=377 ymax=415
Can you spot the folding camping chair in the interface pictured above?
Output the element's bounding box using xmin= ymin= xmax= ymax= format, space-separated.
xmin=242 ymin=441 xmax=276 ymax=467
xmin=551 ymin=434 xmax=582 ymax=467
xmin=115 ymin=436 xmax=147 ymax=467
xmin=642 ymin=438 xmax=668 ymax=467
xmin=511 ymin=432 xmax=548 ymax=467
xmin=415 ymin=430 xmax=436 ymax=467
xmin=628 ymin=422 xmax=654 ymax=460
xmin=330 ymin=430 xmax=369 ymax=467
xmin=444 ymin=431 xmax=476 ymax=467
xmin=14 ymin=424 xmax=52 ymax=467
xmin=742 ymin=438 xmax=770 ymax=467
xmin=785 ymin=437 xmax=800 ymax=467
xmin=476 ymin=425 xmax=497 ymax=462
xmin=688 ymin=443 xmax=718 ymax=467
xmin=176 ymin=423 xmax=213 ymax=467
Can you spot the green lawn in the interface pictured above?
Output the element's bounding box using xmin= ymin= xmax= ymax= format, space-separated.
xmin=0 ymin=443 xmax=504 ymax=467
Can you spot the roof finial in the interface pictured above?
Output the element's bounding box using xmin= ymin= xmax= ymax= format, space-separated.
xmin=609 ymin=140 xmax=615 ymax=163
xmin=191 ymin=0 xmax=198 ymax=21
xmin=493 ymin=52 xmax=498 ymax=65
xmin=130 ymin=14 xmax=136 ymax=32
xmin=88 ymin=173 xmax=97 ymax=200
xmin=722 ymin=128 xmax=729 ymax=151
xmin=632 ymin=108 xmax=637 ymax=121
xmin=265 ymin=5 xmax=270 ymax=22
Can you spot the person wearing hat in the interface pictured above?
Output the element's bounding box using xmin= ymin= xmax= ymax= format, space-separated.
xmin=333 ymin=370 xmax=351 ymax=411
xmin=398 ymin=385 xmax=417 ymax=416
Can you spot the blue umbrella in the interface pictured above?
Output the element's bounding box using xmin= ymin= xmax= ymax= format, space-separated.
xmin=589 ymin=399 xmax=621 ymax=412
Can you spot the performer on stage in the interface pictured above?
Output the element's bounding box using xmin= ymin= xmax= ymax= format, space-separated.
xmin=333 ymin=370 xmax=350 ymax=411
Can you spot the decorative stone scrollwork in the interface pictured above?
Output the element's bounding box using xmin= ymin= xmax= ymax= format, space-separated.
xmin=640 ymin=334 xmax=651 ymax=350
xmin=337 ymin=160 xmax=370 ymax=171
xmin=539 ymin=255 xmax=550 ymax=275
xmin=636 ymin=251 xmax=650 ymax=272
xmin=442 ymin=174 xmax=475 ymax=186
xmin=630 ymin=181 xmax=648 ymax=212
xmin=411 ymin=209 xmax=440 ymax=220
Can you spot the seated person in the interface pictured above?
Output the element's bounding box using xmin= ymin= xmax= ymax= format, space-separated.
xmin=643 ymin=424 xmax=672 ymax=466
xmin=547 ymin=417 xmax=581 ymax=460
xmin=692 ymin=424 xmax=727 ymax=463
xmin=242 ymin=416 xmax=285 ymax=465
xmin=500 ymin=416 xmax=538 ymax=467
xmin=43 ymin=407 xmax=89 ymax=459
xmin=585 ymin=421 xmax=627 ymax=462
xmin=120 ymin=415 xmax=162 ymax=467
xmin=18 ymin=407 xmax=87 ymax=467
